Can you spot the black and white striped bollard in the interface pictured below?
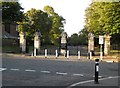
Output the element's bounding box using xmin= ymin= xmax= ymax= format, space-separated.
xmin=94 ymin=58 xmax=99 ymax=84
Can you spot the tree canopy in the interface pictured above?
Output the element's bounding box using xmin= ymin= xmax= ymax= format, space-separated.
xmin=17 ymin=6 xmax=65 ymax=45
xmin=2 ymin=2 xmax=24 ymax=23
xmin=43 ymin=6 xmax=65 ymax=45
xmin=68 ymin=32 xmax=88 ymax=46
xmin=85 ymin=2 xmax=120 ymax=35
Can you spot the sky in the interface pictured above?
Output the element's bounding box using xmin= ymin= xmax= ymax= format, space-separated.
xmin=19 ymin=0 xmax=92 ymax=36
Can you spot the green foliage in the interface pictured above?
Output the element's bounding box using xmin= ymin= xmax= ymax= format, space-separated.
xmin=68 ymin=29 xmax=88 ymax=46
xmin=18 ymin=6 xmax=65 ymax=45
xmin=79 ymin=29 xmax=88 ymax=45
xmin=85 ymin=2 xmax=120 ymax=35
xmin=68 ymin=33 xmax=79 ymax=46
xmin=17 ymin=21 xmax=28 ymax=32
xmin=17 ymin=8 xmax=52 ymax=40
xmin=43 ymin=6 xmax=65 ymax=45
xmin=24 ymin=8 xmax=51 ymax=39
xmin=43 ymin=5 xmax=55 ymax=15
xmin=2 ymin=2 xmax=24 ymax=23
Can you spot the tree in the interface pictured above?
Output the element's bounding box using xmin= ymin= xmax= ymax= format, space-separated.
xmin=17 ymin=6 xmax=65 ymax=45
xmin=85 ymin=2 xmax=120 ymax=35
xmin=2 ymin=2 xmax=24 ymax=23
xmin=43 ymin=5 xmax=65 ymax=45
xmin=25 ymin=8 xmax=52 ymax=39
xmin=43 ymin=5 xmax=55 ymax=15
xmin=17 ymin=8 xmax=52 ymax=41
xmin=68 ymin=31 xmax=88 ymax=46
xmin=68 ymin=33 xmax=80 ymax=46
xmin=78 ymin=29 xmax=88 ymax=45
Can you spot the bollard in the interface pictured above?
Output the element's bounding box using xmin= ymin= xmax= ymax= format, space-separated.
xmin=34 ymin=48 xmax=37 ymax=56
xmin=90 ymin=51 xmax=92 ymax=60
xmin=56 ymin=50 xmax=58 ymax=59
xmin=45 ymin=49 xmax=47 ymax=58
xmin=67 ymin=50 xmax=69 ymax=59
xmin=78 ymin=51 xmax=80 ymax=59
xmin=94 ymin=58 xmax=99 ymax=84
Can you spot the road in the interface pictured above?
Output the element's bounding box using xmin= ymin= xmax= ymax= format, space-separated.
xmin=1 ymin=55 xmax=119 ymax=87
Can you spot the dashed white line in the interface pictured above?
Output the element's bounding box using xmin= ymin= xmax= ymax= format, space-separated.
xmin=56 ymin=72 xmax=68 ymax=75
xmin=25 ymin=69 xmax=36 ymax=72
xmin=0 ymin=68 xmax=7 ymax=71
xmin=73 ymin=74 xmax=84 ymax=76
xmin=10 ymin=69 xmax=19 ymax=71
xmin=41 ymin=71 xmax=51 ymax=73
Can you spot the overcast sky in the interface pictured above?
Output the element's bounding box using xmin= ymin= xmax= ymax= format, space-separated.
xmin=19 ymin=0 xmax=92 ymax=36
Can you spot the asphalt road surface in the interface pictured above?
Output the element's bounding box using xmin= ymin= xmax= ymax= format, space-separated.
xmin=1 ymin=55 xmax=119 ymax=88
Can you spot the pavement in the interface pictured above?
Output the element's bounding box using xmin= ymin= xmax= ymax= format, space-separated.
xmin=2 ymin=53 xmax=120 ymax=63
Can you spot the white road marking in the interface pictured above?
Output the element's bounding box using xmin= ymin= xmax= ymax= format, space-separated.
xmin=56 ymin=72 xmax=68 ymax=75
xmin=10 ymin=69 xmax=19 ymax=71
xmin=99 ymin=76 xmax=120 ymax=80
xmin=108 ymin=76 xmax=115 ymax=78
xmin=73 ymin=74 xmax=84 ymax=76
xmin=68 ymin=80 xmax=94 ymax=88
xmin=25 ymin=69 xmax=36 ymax=72
xmin=106 ymin=61 xmax=114 ymax=63
xmin=99 ymin=76 xmax=102 ymax=78
xmin=41 ymin=71 xmax=51 ymax=73
xmin=67 ymin=76 xmax=120 ymax=88
xmin=93 ymin=75 xmax=103 ymax=78
xmin=0 ymin=68 xmax=7 ymax=71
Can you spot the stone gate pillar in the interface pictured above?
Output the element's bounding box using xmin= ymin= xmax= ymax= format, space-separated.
xmin=19 ymin=32 xmax=26 ymax=53
xmin=34 ymin=32 xmax=41 ymax=55
xmin=60 ymin=32 xmax=68 ymax=56
xmin=88 ymin=33 xmax=94 ymax=54
xmin=104 ymin=35 xmax=111 ymax=55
